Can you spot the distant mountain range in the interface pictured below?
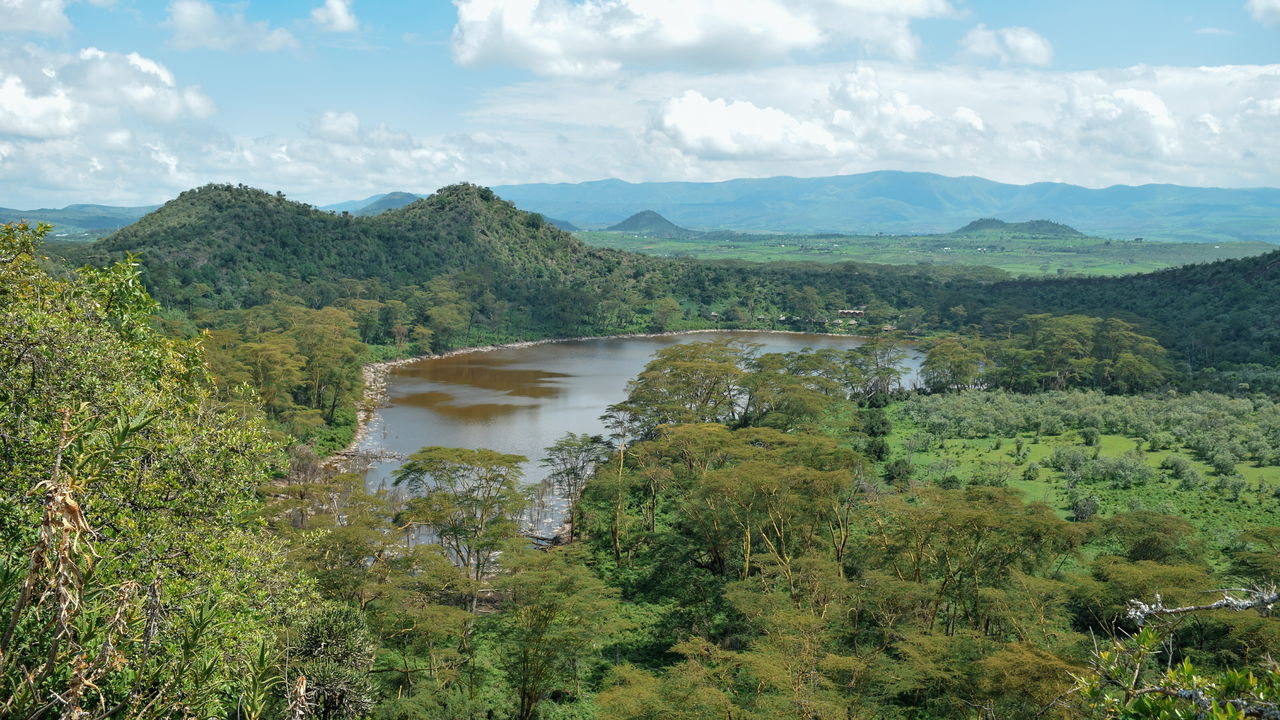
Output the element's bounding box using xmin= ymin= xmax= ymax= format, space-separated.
xmin=0 ymin=203 xmax=159 ymax=237
xmin=491 ymin=171 xmax=1280 ymax=243
xmin=15 ymin=170 xmax=1280 ymax=243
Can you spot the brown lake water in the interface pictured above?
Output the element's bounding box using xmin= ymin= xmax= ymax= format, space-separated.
xmin=359 ymin=331 xmax=922 ymax=531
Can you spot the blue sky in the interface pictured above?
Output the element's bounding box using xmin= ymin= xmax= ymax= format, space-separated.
xmin=1 ymin=0 xmax=1277 ymax=207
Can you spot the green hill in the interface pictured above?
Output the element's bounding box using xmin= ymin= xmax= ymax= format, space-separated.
xmin=87 ymin=184 xmax=607 ymax=305
xmin=954 ymin=218 xmax=1085 ymax=236
xmin=546 ymin=216 xmax=579 ymax=231
xmin=606 ymin=210 xmax=695 ymax=237
xmin=951 ymin=248 xmax=1280 ymax=368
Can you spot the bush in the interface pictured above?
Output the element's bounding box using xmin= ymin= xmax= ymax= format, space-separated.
xmin=299 ymin=604 xmax=376 ymax=669
xmin=301 ymin=660 xmax=377 ymax=720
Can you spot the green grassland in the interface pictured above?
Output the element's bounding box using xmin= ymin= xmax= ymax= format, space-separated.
xmin=578 ymin=228 xmax=1275 ymax=277
xmin=881 ymin=410 xmax=1280 ymax=550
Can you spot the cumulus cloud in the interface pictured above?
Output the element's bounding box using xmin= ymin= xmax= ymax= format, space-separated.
xmin=165 ymin=0 xmax=298 ymax=52
xmin=0 ymin=47 xmax=211 ymax=140
xmin=650 ymin=90 xmax=843 ymax=159
xmin=1068 ymin=87 xmax=1180 ymax=158
xmin=962 ymin=24 xmax=1053 ymax=65
xmin=310 ymin=110 xmax=361 ymax=143
xmin=0 ymin=75 xmax=80 ymax=137
xmin=452 ymin=0 xmax=955 ymax=77
xmin=311 ymin=0 xmax=357 ymax=32
xmin=1247 ymin=0 xmax=1280 ymax=28
xmin=470 ymin=61 xmax=1280 ymax=189
xmin=0 ymin=0 xmax=74 ymax=35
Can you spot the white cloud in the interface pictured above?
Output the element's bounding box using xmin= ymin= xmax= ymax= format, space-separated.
xmin=311 ymin=0 xmax=357 ymax=32
xmin=310 ymin=110 xmax=361 ymax=143
xmin=1067 ymin=87 xmax=1180 ymax=158
xmin=0 ymin=0 xmax=117 ymax=35
xmin=165 ymin=0 xmax=298 ymax=52
xmin=649 ymin=90 xmax=843 ymax=160
xmin=0 ymin=0 xmax=73 ymax=35
xmin=1247 ymin=0 xmax=1280 ymax=28
xmin=464 ymin=61 xmax=1280 ymax=191
xmin=0 ymin=46 xmax=210 ymax=142
xmin=0 ymin=75 xmax=80 ymax=137
xmin=451 ymin=0 xmax=955 ymax=77
xmin=962 ymin=24 xmax=1053 ymax=65
xmin=64 ymin=47 xmax=215 ymax=123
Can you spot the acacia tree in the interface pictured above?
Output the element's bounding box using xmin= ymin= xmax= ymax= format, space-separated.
xmin=615 ymin=340 xmax=755 ymax=434
xmin=921 ymin=337 xmax=986 ymax=393
xmin=394 ymin=446 xmax=528 ymax=609
xmin=540 ymin=432 xmax=612 ymax=541
xmin=493 ymin=548 xmax=622 ymax=720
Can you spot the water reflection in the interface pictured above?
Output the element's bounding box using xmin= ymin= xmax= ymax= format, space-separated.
xmin=360 ymin=331 xmax=923 ymax=534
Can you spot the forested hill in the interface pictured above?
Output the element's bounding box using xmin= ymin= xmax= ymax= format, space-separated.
xmin=955 ymin=218 xmax=1084 ymax=236
xmin=90 ymin=183 xmax=610 ymax=307
xmin=606 ymin=210 xmax=693 ymax=236
xmin=951 ymin=248 xmax=1280 ymax=368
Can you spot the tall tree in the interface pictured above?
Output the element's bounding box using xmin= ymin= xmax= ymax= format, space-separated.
xmin=394 ymin=447 xmax=528 ymax=609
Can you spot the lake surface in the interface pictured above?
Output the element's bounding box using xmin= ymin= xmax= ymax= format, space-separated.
xmin=359 ymin=331 xmax=922 ymax=532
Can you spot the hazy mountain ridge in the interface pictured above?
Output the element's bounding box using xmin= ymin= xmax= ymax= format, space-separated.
xmin=493 ymin=171 xmax=1280 ymax=242
xmin=355 ymin=191 xmax=424 ymax=216
xmin=0 ymin=202 xmax=159 ymax=236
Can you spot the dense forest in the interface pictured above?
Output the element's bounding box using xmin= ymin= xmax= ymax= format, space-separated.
xmin=6 ymin=179 xmax=1280 ymax=719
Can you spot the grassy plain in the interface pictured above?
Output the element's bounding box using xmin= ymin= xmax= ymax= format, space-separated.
xmin=579 ymin=229 xmax=1275 ymax=277
xmin=880 ymin=411 xmax=1280 ymax=547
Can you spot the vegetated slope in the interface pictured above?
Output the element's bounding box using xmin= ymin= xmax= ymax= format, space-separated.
xmin=0 ymin=202 xmax=158 ymax=236
xmin=606 ymin=210 xmax=695 ymax=237
xmin=355 ymin=191 xmax=424 ymax=216
xmin=494 ymin=170 xmax=1280 ymax=242
xmin=954 ymin=218 xmax=1085 ymax=236
xmin=90 ymin=183 xmax=607 ymax=304
xmin=950 ymin=248 xmax=1280 ymax=368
